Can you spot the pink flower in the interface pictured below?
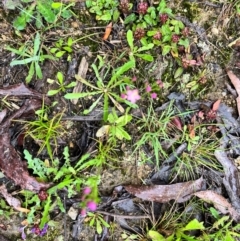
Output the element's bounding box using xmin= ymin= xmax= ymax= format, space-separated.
xmin=132 ymin=76 xmax=137 ymax=82
xmin=146 ymin=84 xmax=151 ymax=92
xmin=87 ymin=201 xmax=97 ymax=211
xmin=80 ymin=208 xmax=87 ymax=217
xmin=156 ymin=80 xmax=163 ymax=88
xmin=83 ymin=187 xmax=91 ymax=195
xmin=126 ymin=89 xmax=141 ymax=103
xmin=151 ymin=93 xmax=157 ymax=99
xmin=121 ymin=93 xmax=127 ymax=99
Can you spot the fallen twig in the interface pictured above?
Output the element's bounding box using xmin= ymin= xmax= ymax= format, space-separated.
xmin=96 ymin=210 xmax=150 ymax=219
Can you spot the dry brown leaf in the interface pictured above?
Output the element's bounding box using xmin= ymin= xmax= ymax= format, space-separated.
xmin=227 ymin=69 xmax=240 ymax=117
xmin=103 ymin=22 xmax=113 ymax=40
xmin=124 ymin=177 xmax=205 ymax=203
xmin=193 ymin=190 xmax=240 ymax=221
xmin=212 ymin=99 xmax=221 ymax=111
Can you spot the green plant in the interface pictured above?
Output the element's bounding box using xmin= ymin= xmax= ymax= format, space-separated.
xmin=148 ymin=219 xmax=205 ymax=241
xmin=127 ymin=30 xmax=154 ymax=67
xmin=86 ymin=0 xmax=120 ymax=21
xmin=50 ymin=37 xmax=74 ymax=61
xmin=47 ymin=71 xmax=77 ymax=96
xmin=199 ymin=208 xmax=240 ymax=241
xmin=12 ymin=0 xmax=74 ymax=31
xmin=6 ymin=32 xmax=55 ymax=83
xmin=85 ymin=212 xmax=110 ymax=234
xmin=96 ymin=109 xmax=132 ymax=143
xmin=64 ymin=56 xmax=136 ymax=121
xmin=20 ymin=101 xmax=65 ymax=159
xmin=121 ymin=232 xmax=141 ymax=241
xmin=172 ymin=124 xmax=222 ymax=181
xmin=133 ymin=101 xmax=175 ymax=167
xmin=23 ymin=146 xmax=100 ymax=228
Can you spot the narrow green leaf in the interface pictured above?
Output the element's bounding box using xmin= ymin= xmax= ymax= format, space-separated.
xmin=135 ymin=53 xmax=154 ymax=62
xmin=47 ymin=89 xmax=60 ymax=96
xmin=115 ymin=114 xmax=132 ymax=126
xmin=56 ymin=51 xmax=66 ymax=58
xmin=64 ymin=91 xmax=101 ymax=99
xmin=124 ymin=13 xmax=137 ymax=24
xmin=137 ymin=43 xmax=154 ymax=52
xmin=75 ymin=75 xmax=100 ymax=90
xmin=115 ymin=127 xmax=131 ymax=140
xmin=26 ymin=62 xmax=35 ymax=83
xmin=57 ymin=71 xmax=64 ymax=84
xmin=127 ymin=30 xmax=134 ymax=50
xmin=162 ymin=45 xmax=171 ymax=55
xmin=33 ymin=32 xmax=41 ymax=56
xmin=174 ymin=67 xmax=184 ymax=79
xmin=83 ymin=94 xmax=103 ymax=115
xmin=65 ymin=82 xmax=77 ymax=88
xmin=35 ymin=62 xmax=43 ymax=79
xmin=96 ymin=219 xmax=102 ymax=234
xmin=10 ymin=56 xmax=39 ymax=66
xmin=67 ymin=37 xmax=73 ymax=46
xmin=108 ymin=61 xmax=134 ymax=86
xmin=103 ymin=94 xmax=109 ymax=122
xmin=40 ymin=195 xmax=51 ymax=229
xmin=51 ymin=2 xmax=62 ymax=9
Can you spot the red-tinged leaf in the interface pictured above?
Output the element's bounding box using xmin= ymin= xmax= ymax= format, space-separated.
xmin=170 ymin=116 xmax=182 ymax=130
xmin=124 ymin=177 xmax=205 ymax=203
xmin=103 ymin=22 xmax=112 ymax=40
xmin=193 ymin=190 xmax=240 ymax=221
xmin=188 ymin=124 xmax=195 ymax=139
xmin=212 ymin=99 xmax=221 ymax=111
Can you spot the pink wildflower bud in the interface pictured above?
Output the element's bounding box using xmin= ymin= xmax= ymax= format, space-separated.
xmin=146 ymin=84 xmax=151 ymax=92
xmin=80 ymin=208 xmax=87 ymax=217
xmin=156 ymin=80 xmax=163 ymax=88
xmin=132 ymin=76 xmax=137 ymax=82
xmin=151 ymin=93 xmax=157 ymax=99
xmin=121 ymin=93 xmax=127 ymax=99
xmin=87 ymin=201 xmax=97 ymax=211
xmin=83 ymin=187 xmax=91 ymax=195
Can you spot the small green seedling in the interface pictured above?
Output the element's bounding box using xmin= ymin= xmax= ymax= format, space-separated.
xmin=86 ymin=0 xmax=120 ymax=21
xmin=12 ymin=0 xmax=73 ymax=30
xmin=21 ymin=101 xmax=65 ymax=159
xmin=50 ymin=37 xmax=74 ymax=61
xmin=86 ymin=212 xmax=110 ymax=235
xmin=6 ymin=32 xmax=55 ymax=83
xmin=96 ymin=109 xmax=132 ymax=143
xmin=47 ymin=71 xmax=77 ymax=96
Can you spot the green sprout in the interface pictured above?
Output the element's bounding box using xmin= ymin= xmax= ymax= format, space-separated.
xmin=47 ymin=71 xmax=77 ymax=96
